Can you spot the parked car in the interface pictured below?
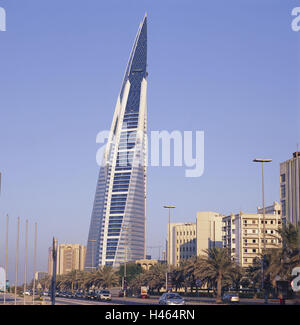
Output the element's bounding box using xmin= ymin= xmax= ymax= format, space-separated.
xmin=98 ymin=290 xmax=112 ymax=301
xmin=74 ymin=291 xmax=84 ymax=299
xmin=158 ymin=293 xmax=185 ymax=305
xmin=86 ymin=292 xmax=97 ymax=300
xmin=118 ymin=290 xmax=126 ymax=297
xmin=65 ymin=291 xmax=73 ymax=298
xmin=222 ymin=293 xmax=240 ymax=304
xmin=23 ymin=290 xmax=31 ymax=296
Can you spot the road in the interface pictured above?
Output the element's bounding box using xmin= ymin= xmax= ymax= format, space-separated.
xmin=1 ymin=293 xmax=292 ymax=305
xmin=41 ymin=295 xmax=286 ymax=306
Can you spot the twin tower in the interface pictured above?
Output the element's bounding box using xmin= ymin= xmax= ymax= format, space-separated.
xmin=85 ymin=15 xmax=148 ymax=269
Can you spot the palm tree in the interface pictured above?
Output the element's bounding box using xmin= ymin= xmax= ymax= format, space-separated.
xmin=144 ymin=263 xmax=168 ymax=292
xmin=263 ymin=222 xmax=299 ymax=291
xmin=195 ymin=247 xmax=235 ymax=303
xmin=246 ymin=257 xmax=262 ymax=298
xmin=97 ymin=266 xmax=119 ymax=289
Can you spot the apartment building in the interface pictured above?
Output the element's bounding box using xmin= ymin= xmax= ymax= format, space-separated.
xmin=223 ymin=210 xmax=282 ymax=268
xmin=48 ymin=243 xmax=86 ymax=276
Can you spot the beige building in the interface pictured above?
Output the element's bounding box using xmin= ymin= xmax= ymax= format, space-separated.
xmin=135 ymin=259 xmax=158 ymax=271
xmin=48 ymin=244 xmax=86 ymax=276
xmin=167 ymin=212 xmax=223 ymax=266
xmin=168 ymin=222 xmax=197 ymax=266
xmin=257 ymin=201 xmax=281 ymax=216
xmin=196 ymin=211 xmax=223 ymax=256
xmin=223 ymin=209 xmax=282 ymax=268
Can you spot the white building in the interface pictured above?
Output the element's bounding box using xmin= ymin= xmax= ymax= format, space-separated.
xmin=223 ymin=210 xmax=282 ymax=268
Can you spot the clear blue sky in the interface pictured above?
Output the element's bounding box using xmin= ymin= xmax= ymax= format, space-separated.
xmin=0 ymin=0 xmax=299 ymax=283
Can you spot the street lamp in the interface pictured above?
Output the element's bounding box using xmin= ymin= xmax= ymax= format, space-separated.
xmin=253 ymin=158 xmax=272 ymax=304
xmin=163 ymin=205 xmax=176 ymax=292
xmin=122 ymin=225 xmax=130 ymax=297
xmin=89 ymin=239 xmax=97 ymax=272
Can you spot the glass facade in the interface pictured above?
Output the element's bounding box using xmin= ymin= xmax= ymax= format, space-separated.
xmin=85 ymin=15 xmax=147 ymax=269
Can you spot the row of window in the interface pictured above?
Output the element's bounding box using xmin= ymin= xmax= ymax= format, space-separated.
xmin=176 ymin=231 xmax=196 ymax=236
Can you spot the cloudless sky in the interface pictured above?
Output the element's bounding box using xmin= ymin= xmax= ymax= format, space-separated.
xmin=0 ymin=0 xmax=299 ymax=283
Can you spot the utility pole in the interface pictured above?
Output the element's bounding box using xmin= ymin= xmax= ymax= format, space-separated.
xmin=253 ymin=158 xmax=272 ymax=304
xmin=122 ymin=225 xmax=129 ymax=297
xmin=14 ymin=217 xmax=20 ymax=305
xmin=32 ymin=222 xmax=37 ymax=305
xmin=50 ymin=238 xmax=58 ymax=305
xmin=163 ymin=205 xmax=175 ymax=292
xmin=23 ymin=219 xmax=28 ymax=305
xmin=4 ymin=215 xmax=8 ymax=304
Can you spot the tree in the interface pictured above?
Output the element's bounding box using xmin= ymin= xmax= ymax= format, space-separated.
xmin=97 ymin=266 xmax=119 ymax=289
xmin=195 ymin=247 xmax=235 ymax=303
xmin=118 ymin=262 xmax=143 ymax=285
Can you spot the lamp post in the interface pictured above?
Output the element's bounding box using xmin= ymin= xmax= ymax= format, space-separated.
xmin=89 ymin=239 xmax=97 ymax=271
xmin=50 ymin=237 xmax=58 ymax=305
xmin=163 ymin=205 xmax=176 ymax=292
xmin=122 ymin=225 xmax=130 ymax=297
xmin=253 ymin=158 xmax=272 ymax=304
xmin=23 ymin=219 xmax=28 ymax=305
xmin=14 ymin=217 xmax=20 ymax=305
xmin=4 ymin=215 xmax=8 ymax=305
xmin=32 ymin=222 xmax=37 ymax=305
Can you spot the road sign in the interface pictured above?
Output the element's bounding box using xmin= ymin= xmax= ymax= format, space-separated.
xmin=196 ymin=279 xmax=202 ymax=287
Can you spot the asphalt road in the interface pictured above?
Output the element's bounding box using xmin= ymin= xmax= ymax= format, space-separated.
xmin=0 ymin=293 xmax=292 ymax=305
xmin=42 ymin=295 xmax=286 ymax=305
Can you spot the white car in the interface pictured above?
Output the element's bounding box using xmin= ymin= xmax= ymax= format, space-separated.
xmin=98 ymin=290 xmax=112 ymax=301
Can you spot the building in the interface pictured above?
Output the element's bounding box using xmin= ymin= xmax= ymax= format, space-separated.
xmin=135 ymin=259 xmax=158 ymax=271
xmin=196 ymin=212 xmax=223 ymax=256
xmin=257 ymin=201 xmax=281 ymax=216
xmin=223 ymin=211 xmax=282 ymax=268
xmin=280 ymin=152 xmax=300 ymax=225
xmin=34 ymin=271 xmax=48 ymax=282
xmin=167 ymin=212 xmax=223 ymax=266
xmin=85 ymin=15 xmax=148 ymax=269
xmin=48 ymin=244 xmax=86 ymax=276
xmin=168 ymin=223 xmax=197 ymax=266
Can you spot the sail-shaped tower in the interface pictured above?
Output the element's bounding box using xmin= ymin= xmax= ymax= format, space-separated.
xmin=85 ymin=15 xmax=147 ymax=268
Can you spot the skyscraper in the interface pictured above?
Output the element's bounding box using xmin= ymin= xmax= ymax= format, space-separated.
xmin=85 ymin=15 xmax=147 ymax=269
xmin=280 ymin=152 xmax=300 ymax=225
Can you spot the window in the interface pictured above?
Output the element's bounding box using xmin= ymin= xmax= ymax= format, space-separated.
xmin=280 ymin=174 xmax=286 ymax=183
xmin=282 ymin=200 xmax=286 ymax=217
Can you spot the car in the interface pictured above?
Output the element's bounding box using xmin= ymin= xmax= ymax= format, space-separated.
xmin=98 ymin=290 xmax=112 ymax=301
xmin=86 ymin=292 xmax=97 ymax=300
xmin=118 ymin=290 xmax=126 ymax=297
xmin=222 ymin=293 xmax=240 ymax=304
xmin=65 ymin=291 xmax=73 ymax=298
xmin=23 ymin=290 xmax=31 ymax=296
xmin=158 ymin=293 xmax=185 ymax=305
xmin=74 ymin=291 xmax=84 ymax=299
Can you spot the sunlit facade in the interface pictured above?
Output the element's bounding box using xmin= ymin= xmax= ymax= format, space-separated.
xmin=85 ymin=15 xmax=147 ymax=269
